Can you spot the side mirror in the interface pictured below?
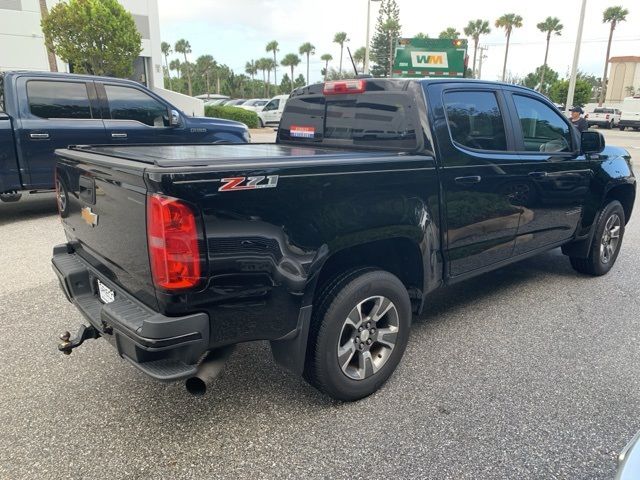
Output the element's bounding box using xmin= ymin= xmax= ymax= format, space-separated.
xmin=581 ymin=130 xmax=605 ymax=155
xmin=169 ymin=109 xmax=181 ymax=127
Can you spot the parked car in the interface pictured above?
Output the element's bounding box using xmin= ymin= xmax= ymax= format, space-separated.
xmin=53 ymin=78 xmax=635 ymax=402
xmin=224 ymin=99 xmax=247 ymax=106
xmin=0 ymin=71 xmax=249 ymax=203
xmin=203 ymin=98 xmax=229 ymax=107
xmin=239 ymin=98 xmax=269 ymax=112
xmin=257 ymin=94 xmax=289 ymax=128
xmin=585 ymin=107 xmax=621 ymax=129
xmin=196 ymin=94 xmax=228 ymax=102
xmin=619 ymin=96 xmax=640 ymax=131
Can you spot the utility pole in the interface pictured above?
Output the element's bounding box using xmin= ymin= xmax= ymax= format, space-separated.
xmin=364 ymin=0 xmax=382 ymax=75
xmin=566 ymin=0 xmax=587 ymax=111
xmin=477 ymin=46 xmax=488 ymax=79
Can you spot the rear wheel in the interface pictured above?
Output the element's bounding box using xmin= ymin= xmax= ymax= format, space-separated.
xmin=55 ymin=177 xmax=70 ymax=217
xmin=304 ymin=269 xmax=411 ymax=401
xmin=619 ymin=126 xmax=626 ymax=131
xmin=570 ymin=200 xmax=625 ymax=276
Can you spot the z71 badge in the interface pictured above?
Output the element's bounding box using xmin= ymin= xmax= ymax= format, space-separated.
xmin=219 ymin=176 xmax=279 ymax=192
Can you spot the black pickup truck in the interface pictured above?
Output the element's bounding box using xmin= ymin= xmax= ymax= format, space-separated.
xmin=52 ymin=78 xmax=636 ymax=401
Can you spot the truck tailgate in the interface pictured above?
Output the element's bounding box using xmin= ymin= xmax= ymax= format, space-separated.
xmin=55 ymin=151 xmax=157 ymax=309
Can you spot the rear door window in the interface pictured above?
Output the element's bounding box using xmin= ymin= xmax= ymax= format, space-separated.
xmin=512 ymin=94 xmax=572 ymax=152
xmin=443 ymin=91 xmax=508 ymax=151
xmin=27 ymin=80 xmax=93 ymax=119
xmin=104 ymin=85 xmax=168 ymax=127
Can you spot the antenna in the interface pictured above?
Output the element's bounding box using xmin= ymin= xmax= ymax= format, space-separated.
xmin=346 ymin=46 xmax=359 ymax=76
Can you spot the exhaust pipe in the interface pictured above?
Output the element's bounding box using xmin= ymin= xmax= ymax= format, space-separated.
xmin=185 ymin=345 xmax=235 ymax=396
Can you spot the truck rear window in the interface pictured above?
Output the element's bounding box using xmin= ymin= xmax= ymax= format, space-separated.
xmin=279 ymin=92 xmax=418 ymax=150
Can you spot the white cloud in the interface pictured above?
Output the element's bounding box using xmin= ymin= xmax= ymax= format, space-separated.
xmin=158 ymin=0 xmax=640 ymax=83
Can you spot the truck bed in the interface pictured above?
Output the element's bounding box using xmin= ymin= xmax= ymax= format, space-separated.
xmin=64 ymin=143 xmax=403 ymax=169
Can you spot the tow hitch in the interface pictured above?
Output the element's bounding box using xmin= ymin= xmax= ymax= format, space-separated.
xmin=58 ymin=324 xmax=101 ymax=355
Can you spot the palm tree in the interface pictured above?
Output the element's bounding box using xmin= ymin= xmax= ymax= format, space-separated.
xmin=174 ymin=39 xmax=193 ymax=95
xmin=161 ymin=41 xmax=172 ymax=89
xmin=169 ymin=59 xmax=181 ymax=79
xmin=439 ymin=27 xmax=461 ymax=39
xmin=600 ymin=6 xmax=629 ymax=104
xmin=495 ymin=13 xmax=523 ymax=82
xmin=263 ymin=58 xmax=276 ymax=97
xmin=352 ymin=47 xmax=366 ymax=72
xmin=299 ymin=42 xmax=316 ymax=85
xmin=266 ymin=41 xmax=279 ymax=86
xmin=463 ymin=19 xmax=491 ymax=78
xmin=320 ymin=53 xmax=333 ymax=80
xmin=245 ymin=60 xmax=257 ymax=96
xmin=333 ymin=32 xmax=349 ymax=74
xmin=281 ymin=53 xmax=301 ymax=92
xmin=256 ymin=58 xmax=269 ymax=96
xmin=536 ymin=17 xmax=563 ymax=93
xmin=196 ymin=55 xmax=216 ymax=96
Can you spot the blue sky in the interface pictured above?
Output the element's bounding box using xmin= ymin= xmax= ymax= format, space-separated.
xmin=157 ymin=0 xmax=640 ymax=85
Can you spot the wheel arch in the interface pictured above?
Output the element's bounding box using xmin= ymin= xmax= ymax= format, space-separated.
xmin=605 ymin=183 xmax=635 ymax=224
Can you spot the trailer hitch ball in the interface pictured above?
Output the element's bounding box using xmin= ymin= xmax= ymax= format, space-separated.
xmin=59 ymin=331 xmax=72 ymax=355
xmin=57 ymin=325 xmax=100 ymax=355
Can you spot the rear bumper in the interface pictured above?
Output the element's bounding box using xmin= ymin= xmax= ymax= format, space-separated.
xmin=52 ymin=244 xmax=209 ymax=382
xmin=587 ymin=120 xmax=614 ymax=127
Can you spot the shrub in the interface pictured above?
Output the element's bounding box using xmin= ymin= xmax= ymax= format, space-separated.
xmin=204 ymin=105 xmax=259 ymax=128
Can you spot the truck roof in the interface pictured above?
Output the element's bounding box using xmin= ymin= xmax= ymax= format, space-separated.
xmin=2 ymin=70 xmax=147 ymax=88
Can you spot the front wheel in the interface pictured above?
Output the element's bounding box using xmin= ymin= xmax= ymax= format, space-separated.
xmin=570 ymin=200 xmax=625 ymax=276
xmin=304 ymin=269 xmax=412 ymax=401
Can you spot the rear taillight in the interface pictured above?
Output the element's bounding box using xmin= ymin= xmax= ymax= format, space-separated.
xmin=323 ymin=80 xmax=366 ymax=95
xmin=147 ymin=194 xmax=201 ymax=290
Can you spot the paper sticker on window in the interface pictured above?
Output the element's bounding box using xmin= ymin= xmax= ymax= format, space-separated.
xmin=290 ymin=125 xmax=315 ymax=139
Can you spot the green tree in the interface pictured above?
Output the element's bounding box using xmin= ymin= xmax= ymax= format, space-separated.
xmin=439 ymin=27 xmax=461 ymax=39
xmin=266 ymin=40 xmax=279 ymax=85
xmin=536 ymin=17 xmax=563 ymax=93
xmin=161 ymin=41 xmax=172 ymax=89
xmin=299 ymin=42 xmax=315 ymax=85
xmin=600 ymin=6 xmax=629 ymax=104
xmin=41 ymin=0 xmax=141 ymax=78
xmin=333 ymin=32 xmax=349 ymax=74
xmin=264 ymin=58 xmax=276 ymax=96
xmin=279 ymin=73 xmax=291 ymax=93
xmin=370 ymin=0 xmax=401 ymax=77
xmin=281 ymin=53 xmax=301 ymax=92
xmin=549 ymin=79 xmax=591 ymax=107
xmin=523 ymin=65 xmax=559 ymax=93
xmin=256 ymin=58 xmax=271 ymax=96
xmin=495 ymin=13 xmax=523 ymax=82
xmin=174 ymin=39 xmax=193 ymax=96
xmin=196 ymin=55 xmax=216 ymax=95
xmin=294 ymin=74 xmax=307 ymax=89
xmin=169 ymin=58 xmax=181 ymax=79
xmin=38 ymin=0 xmax=58 ymax=72
xmin=414 ymin=32 xmax=429 ymax=40
xmin=352 ymin=47 xmax=366 ymax=72
xmin=245 ymin=60 xmax=258 ymax=96
xmin=320 ymin=53 xmax=333 ymax=80
xmin=463 ymin=19 xmax=491 ymax=79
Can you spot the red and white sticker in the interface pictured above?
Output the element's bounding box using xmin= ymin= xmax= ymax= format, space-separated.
xmin=290 ymin=125 xmax=315 ymax=139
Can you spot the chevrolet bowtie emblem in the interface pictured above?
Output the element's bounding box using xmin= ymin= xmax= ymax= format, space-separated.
xmin=81 ymin=206 xmax=98 ymax=227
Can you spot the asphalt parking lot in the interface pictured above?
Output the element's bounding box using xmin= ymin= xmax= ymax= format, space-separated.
xmin=1 ymin=129 xmax=639 ymax=479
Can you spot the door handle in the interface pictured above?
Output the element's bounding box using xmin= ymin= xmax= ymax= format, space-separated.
xmin=528 ymin=171 xmax=548 ymax=178
xmin=111 ymin=133 xmax=127 ymax=139
xmin=29 ymin=133 xmax=50 ymax=139
xmin=454 ymin=175 xmax=482 ymax=185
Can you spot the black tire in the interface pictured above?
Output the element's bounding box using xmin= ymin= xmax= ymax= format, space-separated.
xmin=619 ymin=126 xmax=626 ymax=131
xmin=570 ymin=200 xmax=625 ymax=276
xmin=304 ymin=269 xmax=411 ymax=401
xmin=258 ymin=117 xmax=264 ymax=128
xmin=55 ymin=176 xmax=70 ymax=218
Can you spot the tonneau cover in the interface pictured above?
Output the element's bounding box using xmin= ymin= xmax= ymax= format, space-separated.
xmin=66 ymin=143 xmax=396 ymax=168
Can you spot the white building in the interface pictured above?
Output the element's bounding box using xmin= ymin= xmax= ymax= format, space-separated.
xmin=0 ymin=0 xmax=164 ymax=89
